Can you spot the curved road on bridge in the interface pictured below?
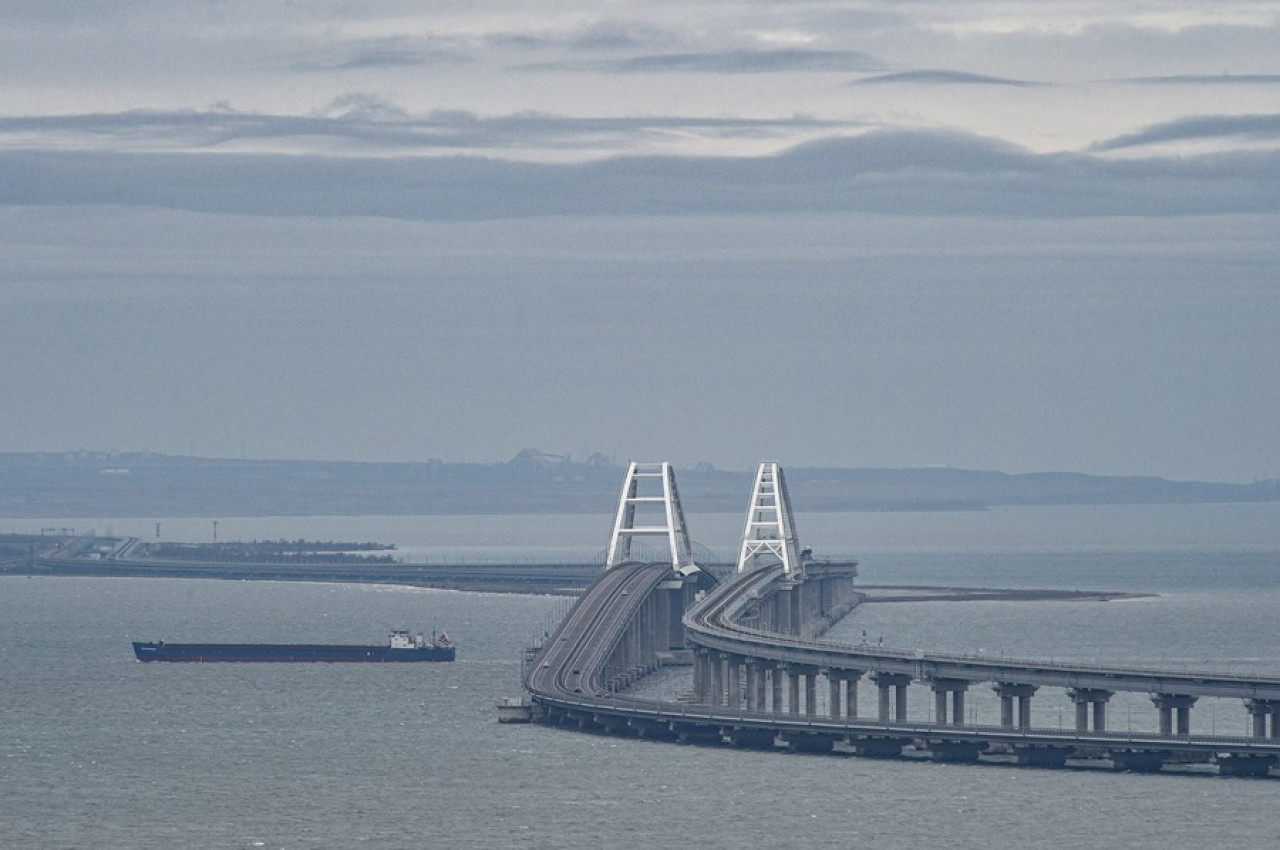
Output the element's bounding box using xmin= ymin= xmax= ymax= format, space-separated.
xmin=527 ymin=562 xmax=1280 ymax=774
xmin=685 ymin=565 xmax=1280 ymax=702
xmin=526 ymin=562 xmax=680 ymax=699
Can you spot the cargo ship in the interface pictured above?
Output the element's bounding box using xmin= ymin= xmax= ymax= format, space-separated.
xmin=132 ymin=629 xmax=455 ymax=662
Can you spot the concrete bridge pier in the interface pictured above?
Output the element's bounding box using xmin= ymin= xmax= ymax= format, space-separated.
xmin=1067 ymin=687 xmax=1113 ymax=732
xmin=745 ymin=660 xmax=768 ymax=710
xmin=844 ymin=672 xmax=861 ymax=719
xmin=872 ymin=672 xmax=911 ymax=722
xmin=662 ymin=579 xmax=698 ymax=653
xmin=826 ymin=669 xmax=862 ymax=719
xmin=1244 ymin=699 xmax=1280 ymax=739
xmin=727 ymin=656 xmax=742 ymax=709
xmin=994 ymin=682 xmax=1038 ymax=728
xmin=827 ymin=672 xmax=842 ymax=718
xmin=798 ymin=577 xmax=825 ymax=636
xmin=694 ymin=648 xmax=713 ymax=704
xmin=771 ymin=665 xmax=784 ymax=714
xmin=1151 ymin=693 xmax=1197 ymax=736
xmin=782 ymin=665 xmax=820 ymax=715
xmin=711 ymin=651 xmax=726 ymax=706
xmin=778 ymin=660 xmax=798 ymax=711
xmin=931 ymin=679 xmax=969 ymax=726
xmin=774 ymin=581 xmax=799 ymax=637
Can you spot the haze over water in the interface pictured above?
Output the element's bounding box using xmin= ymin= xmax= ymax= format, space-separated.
xmin=3 ymin=503 xmax=1280 ymax=848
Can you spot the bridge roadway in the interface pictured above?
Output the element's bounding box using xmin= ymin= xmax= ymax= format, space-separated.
xmin=527 ymin=562 xmax=1280 ymax=774
xmin=526 ymin=561 xmax=681 ymax=698
xmin=687 ymin=565 xmax=1280 ymax=702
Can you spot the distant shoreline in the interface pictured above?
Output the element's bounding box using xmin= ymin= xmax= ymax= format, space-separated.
xmin=1 ymin=451 xmax=1275 ymax=520
xmin=5 ymin=549 xmax=1153 ymax=601
xmin=858 ymin=586 xmax=1154 ymax=603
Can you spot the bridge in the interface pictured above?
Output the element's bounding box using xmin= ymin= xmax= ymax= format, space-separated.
xmin=523 ymin=461 xmax=1280 ymax=777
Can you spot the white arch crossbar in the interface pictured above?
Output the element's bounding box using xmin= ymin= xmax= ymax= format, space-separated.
xmin=736 ymin=461 xmax=804 ymax=578
xmin=605 ymin=461 xmax=697 ymax=573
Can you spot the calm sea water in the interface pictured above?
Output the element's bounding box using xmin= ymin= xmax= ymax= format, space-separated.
xmin=3 ymin=504 xmax=1280 ymax=849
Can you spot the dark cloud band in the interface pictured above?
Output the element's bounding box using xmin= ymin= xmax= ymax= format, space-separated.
xmin=4 ymin=128 xmax=1277 ymax=221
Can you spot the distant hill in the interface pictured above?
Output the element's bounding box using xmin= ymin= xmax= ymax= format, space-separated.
xmin=0 ymin=451 xmax=1275 ymax=519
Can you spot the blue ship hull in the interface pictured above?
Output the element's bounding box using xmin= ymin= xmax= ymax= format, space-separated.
xmin=132 ymin=641 xmax=455 ymax=662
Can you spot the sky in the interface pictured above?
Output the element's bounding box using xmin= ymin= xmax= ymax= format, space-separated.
xmin=1 ymin=2 xmax=1278 ymax=482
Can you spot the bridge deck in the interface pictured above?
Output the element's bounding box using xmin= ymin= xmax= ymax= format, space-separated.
xmin=528 ymin=561 xmax=1280 ymax=771
xmin=686 ymin=566 xmax=1280 ymax=701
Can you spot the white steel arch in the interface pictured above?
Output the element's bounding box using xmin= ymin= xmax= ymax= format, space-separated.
xmin=736 ymin=461 xmax=804 ymax=578
xmin=605 ymin=461 xmax=697 ymax=573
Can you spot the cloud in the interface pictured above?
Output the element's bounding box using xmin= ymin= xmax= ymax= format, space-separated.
xmin=0 ymin=105 xmax=850 ymax=154
xmin=518 ymin=48 xmax=882 ymax=74
xmin=854 ymin=70 xmax=1045 ymax=87
xmin=293 ymin=38 xmax=476 ymax=71
xmin=1120 ymin=74 xmax=1280 ymax=86
xmin=1091 ymin=113 xmax=1280 ymax=151
xmin=490 ymin=20 xmax=681 ymax=52
xmin=5 ymin=128 xmax=1277 ymax=222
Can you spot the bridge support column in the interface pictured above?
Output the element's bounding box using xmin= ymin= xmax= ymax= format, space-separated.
xmin=741 ymin=660 xmax=762 ymax=711
xmin=660 ymin=583 xmax=687 ymax=654
xmin=1244 ymin=699 xmax=1280 ymax=738
xmin=727 ymin=656 xmax=742 ymax=709
xmin=804 ymin=668 xmax=818 ymax=716
xmin=1151 ymin=693 xmax=1197 ymax=737
xmin=774 ymin=584 xmax=796 ymax=637
xmin=844 ymin=673 xmax=861 ymax=719
xmin=826 ymin=670 xmax=861 ymax=720
xmin=771 ymin=665 xmax=784 ymax=714
xmin=786 ymin=666 xmax=801 ymax=715
xmin=872 ymin=672 xmax=911 ymax=722
xmin=747 ymin=661 xmax=767 ymax=711
xmin=931 ymin=679 xmax=969 ymax=726
xmin=711 ymin=652 xmax=726 ymax=707
xmin=1067 ymin=688 xmax=1113 ymax=732
xmin=993 ymin=683 xmax=1038 ymax=729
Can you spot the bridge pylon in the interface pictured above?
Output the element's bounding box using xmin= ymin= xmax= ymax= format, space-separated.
xmin=605 ymin=461 xmax=698 ymax=574
xmin=736 ymin=461 xmax=804 ymax=578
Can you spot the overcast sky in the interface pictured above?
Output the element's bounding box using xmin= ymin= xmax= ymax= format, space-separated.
xmin=2 ymin=2 xmax=1278 ymax=482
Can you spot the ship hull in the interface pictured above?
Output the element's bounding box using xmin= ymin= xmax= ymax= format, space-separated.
xmin=132 ymin=641 xmax=455 ymax=662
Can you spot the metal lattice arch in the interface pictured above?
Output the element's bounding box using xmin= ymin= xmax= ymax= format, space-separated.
xmin=736 ymin=461 xmax=805 ymax=578
xmin=605 ymin=461 xmax=698 ymax=574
